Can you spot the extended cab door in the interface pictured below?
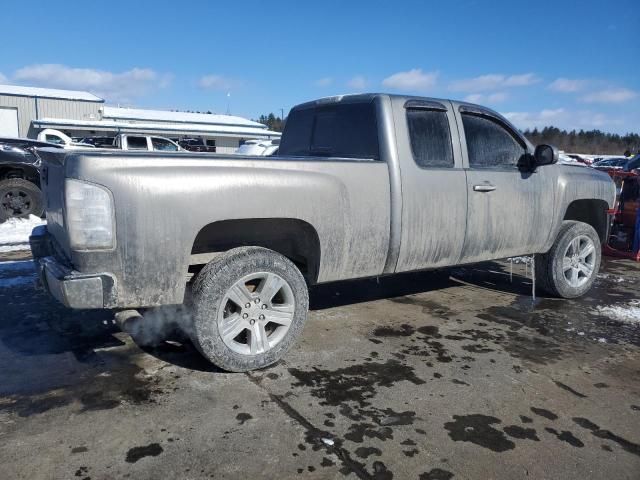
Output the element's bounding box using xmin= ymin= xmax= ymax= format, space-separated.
xmin=392 ymin=97 xmax=468 ymax=272
xmin=454 ymin=104 xmax=555 ymax=262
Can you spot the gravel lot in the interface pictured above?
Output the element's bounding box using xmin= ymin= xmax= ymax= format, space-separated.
xmin=0 ymin=254 xmax=639 ymax=480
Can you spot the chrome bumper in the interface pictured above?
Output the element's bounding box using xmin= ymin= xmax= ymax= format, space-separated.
xmin=29 ymin=227 xmax=116 ymax=309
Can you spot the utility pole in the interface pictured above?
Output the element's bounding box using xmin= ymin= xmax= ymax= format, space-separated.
xmin=280 ymin=108 xmax=284 ymax=121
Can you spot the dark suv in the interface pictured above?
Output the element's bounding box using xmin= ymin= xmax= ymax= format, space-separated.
xmin=0 ymin=137 xmax=62 ymax=221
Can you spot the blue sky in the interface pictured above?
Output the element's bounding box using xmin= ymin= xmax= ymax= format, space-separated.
xmin=1 ymin=0 xmax=638 ymax=133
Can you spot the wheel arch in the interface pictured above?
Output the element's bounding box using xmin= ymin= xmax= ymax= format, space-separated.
xmin=0 ymin=164 xmax=41 ymax=186
xmin=190 ymin=218 xmax=322 ymax=284
xmin=562 ymin=199 xmax=609 ymax=243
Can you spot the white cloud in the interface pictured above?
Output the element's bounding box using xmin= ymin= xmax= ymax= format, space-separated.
xmin=0 ymin=72 xmax=7 ymax=84
xmin=449 ymin=73 xmax=539 ymax=92
xmin=382 ymin=69 xmax=438 ymax=92
xmin=13 ymin=64 xmax=171 ymax=102
xmin=503 ymin=109 xmax=566 ymax=130
xmin=198 ymin=74 xmax=238 ymax=91
xmin=463 ymin=92 xmax=508 ymax=104
xmin=12 ymin=64 xmax=171 ymax=103
xmin=347 ymin=75 xmax=367 ymax=90
xmin=502 ymin=108 xmax=624 ymax=131
xmin=464 ymin=94 xmax=483 ymax=103
xmin=503 ymin=73 xmax=539 ymax=87
xmin=548 ymin=77 xmax=588 ymax=93
xmin=314 ymin=77 xmax=334 ymax=87
xmin=581 ymin=88 xmax=637 ymax=104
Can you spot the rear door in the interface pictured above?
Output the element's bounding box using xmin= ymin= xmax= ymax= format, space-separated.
xmin=393 ymin=97 xmax=468 ymax=272
xmin=455 ymin=105 xmax=555 ymax=262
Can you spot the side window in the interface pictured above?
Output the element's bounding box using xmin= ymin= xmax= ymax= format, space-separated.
xmin=127 ymin=136 xmax=149 ymax=150
xmin=152 ymin=137 xmax=179 ymax=151
xmin=45 ymin=134 xmax=64 ymax=145
xmin=406 ymin=109 xmax=454 ymax=168
xmin=462 ymin=114 xmax=525 ymax=169
xmin=279 ymin=103 xmax=379 ymax=160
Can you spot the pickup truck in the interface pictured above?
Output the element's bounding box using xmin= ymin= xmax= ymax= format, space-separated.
xmin=30 ymin=93 xmax=615 ymax=372
xmin=112 ymin=134 xmax=182 ymax=151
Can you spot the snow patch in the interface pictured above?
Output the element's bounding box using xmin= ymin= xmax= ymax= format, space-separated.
xmin=0 ymin=216 xmax=45 ymax=251
xmin=595 ymin=301 xmax=640 ymax=325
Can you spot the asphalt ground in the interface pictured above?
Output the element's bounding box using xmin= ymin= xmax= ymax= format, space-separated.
xmin=0 ymin=254 xmax=639 ymax=480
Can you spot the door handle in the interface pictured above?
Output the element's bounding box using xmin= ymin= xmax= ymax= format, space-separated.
xmin=473 ymin=184 xmax=497 ymax=192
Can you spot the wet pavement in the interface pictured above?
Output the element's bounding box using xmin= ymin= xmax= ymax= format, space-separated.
xmin=0 ymin=255 xmax=639 ymax=479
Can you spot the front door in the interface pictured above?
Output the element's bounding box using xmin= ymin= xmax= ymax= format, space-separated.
xmin=456 ymin=107 xmax=555 ymax=262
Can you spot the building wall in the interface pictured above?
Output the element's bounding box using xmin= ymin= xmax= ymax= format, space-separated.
xmin=216 ymin=137 xmax=240 ymax=154
xmin=0 ymin=94 xmax=102 ymax=137
xmin=0 ymin=95 xmax=36 ymax=137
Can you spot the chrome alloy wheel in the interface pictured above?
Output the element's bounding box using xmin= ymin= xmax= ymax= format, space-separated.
xmin=216 ymin=272 xmax=295 ymax=355
xmin=562 ymin=235 xmax=596 ymax=288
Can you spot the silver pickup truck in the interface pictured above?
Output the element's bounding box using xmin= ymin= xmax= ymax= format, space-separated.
xmin=31 ymin=93 xmax=615 ymax=371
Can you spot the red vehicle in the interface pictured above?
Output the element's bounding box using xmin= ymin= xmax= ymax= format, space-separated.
xmin=605 ymin=170 xmax=640 ymax=261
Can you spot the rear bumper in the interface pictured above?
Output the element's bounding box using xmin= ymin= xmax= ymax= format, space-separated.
xmin=29 ymin=227 xmax=116 ymax=309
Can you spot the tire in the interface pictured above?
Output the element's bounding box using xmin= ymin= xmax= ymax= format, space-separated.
xmin=190 ymin=246 xmax=309 ymax=372
xmin=0 ymin=178 xmax=44 ymax=221
xmin=535 ymin=221 xmax=601 ymax=298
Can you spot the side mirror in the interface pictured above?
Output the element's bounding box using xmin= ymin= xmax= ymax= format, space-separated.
xmin=534 ymin=144 xmax=559 ymax=167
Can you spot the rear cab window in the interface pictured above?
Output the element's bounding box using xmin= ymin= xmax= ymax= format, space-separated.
xmin=279 ymin=101 xmax=379 ymax=160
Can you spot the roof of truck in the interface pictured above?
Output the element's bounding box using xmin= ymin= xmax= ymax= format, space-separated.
xmin=291 ymin=92 xmax=487 ymax=110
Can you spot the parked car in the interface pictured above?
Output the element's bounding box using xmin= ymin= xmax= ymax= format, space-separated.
xmin=591 ymin=157 xmax=628 ymax=171
xmin=235 ymin=139 xmax=279 ymax=156
xmin=113 ymin=134 xmax=183 ymax=151
xmin=0 ymin=137 xmax=63 ymax=220
xmin=178 ymin=138 xmax=217 ymax=153
xmin=36 ymin=129 xmax=95 ymax=149
xmin=31 ymin=93 xmax=615 ymax=372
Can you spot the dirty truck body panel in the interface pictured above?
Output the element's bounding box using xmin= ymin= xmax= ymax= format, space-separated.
xmin=32 ymin=93 xmax=615 ymax=310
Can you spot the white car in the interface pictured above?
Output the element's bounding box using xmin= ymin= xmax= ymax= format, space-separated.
xmin=235 ymin=139 xmax=279 ymax=156
xmin=37 ymin=129 xmax=95 ymax=149
xmin=113 ymin=134 xmax=183 ymax=151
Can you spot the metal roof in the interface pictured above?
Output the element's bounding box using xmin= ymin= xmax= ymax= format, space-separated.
xmin=32 ymin=117 xmax=281 ymax=139
xmin=0 ymin=84 xmax=104 ymax=102
xmin=102 ymin=106 xmax=266 ymax=129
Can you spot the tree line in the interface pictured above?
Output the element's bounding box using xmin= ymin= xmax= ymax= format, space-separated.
xmin=522 ymin=127 xmax=638 ymax=155
xmin=255 ymin=113 xmax=285 ymax=132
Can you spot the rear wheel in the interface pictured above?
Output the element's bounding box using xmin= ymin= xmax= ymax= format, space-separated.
xmin=535 ymin=221 xmax=601 ymax=298
xmin=190 ymin=247 xmax=309 ymax=372
xmin=0 ymin=178 xmax=44 ymax=221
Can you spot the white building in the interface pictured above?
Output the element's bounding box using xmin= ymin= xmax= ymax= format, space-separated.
xmin=0 ymin=84 xmax=280 ymax=153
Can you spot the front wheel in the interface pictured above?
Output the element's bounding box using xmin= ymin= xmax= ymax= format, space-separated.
xmin=535 ymin=220 xmax=601 ymax=298
xmin=190 ymin=247 xmax=309 ymax=372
